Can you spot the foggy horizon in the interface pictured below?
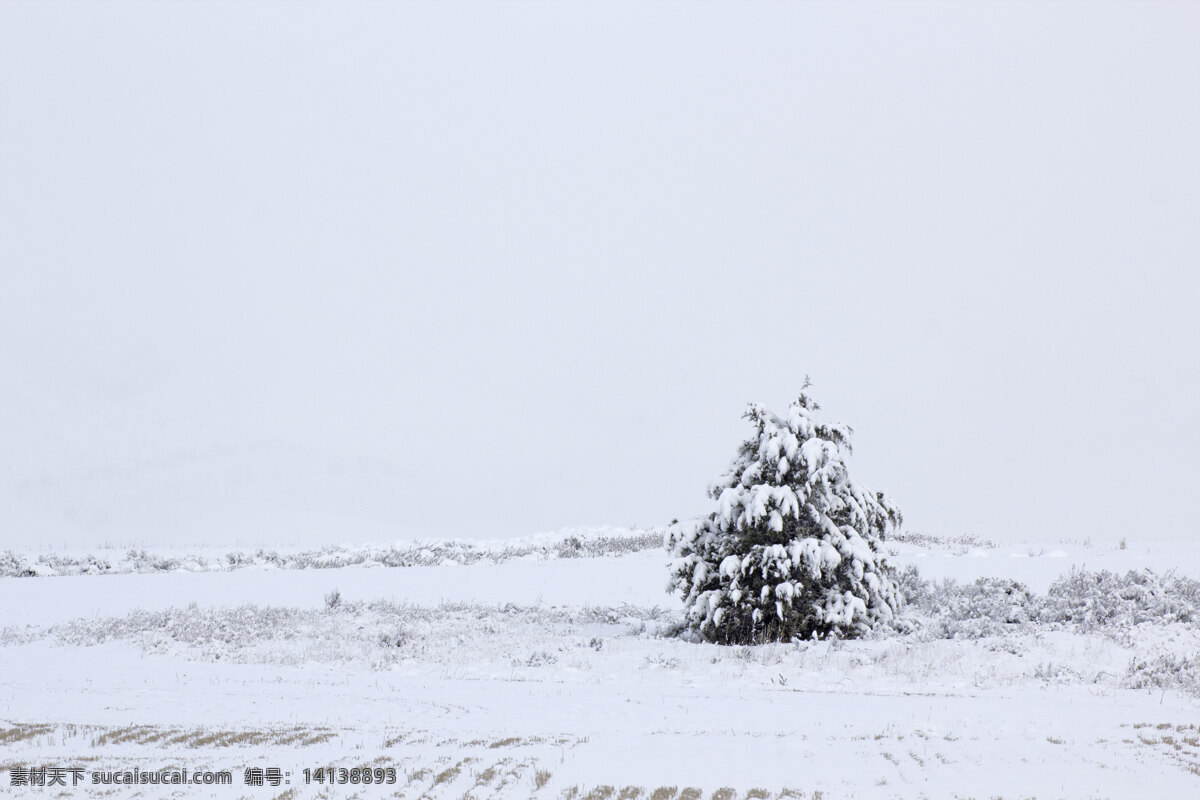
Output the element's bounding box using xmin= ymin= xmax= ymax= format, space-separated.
xmin=2 ymin=1 xmax=1198 ymax=548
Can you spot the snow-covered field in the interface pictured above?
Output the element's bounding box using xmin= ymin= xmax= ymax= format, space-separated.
xmin=3 ymin=530 xmax=1200 ymax=799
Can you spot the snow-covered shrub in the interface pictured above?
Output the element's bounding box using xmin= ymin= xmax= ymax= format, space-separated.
xmin=892 ymin=530 xmax=997 ymax=552
xmin=2 ymin=529 xmax=663 ymax=578
xmin=1044 ymin=568 xmax=1200 ymax=629
xmin=893 ymin=565 xmax=931 ymax=608
xmin=1127 ymin=652 xmax=1200 ymax=693
xmin=894 ymin=566 xmax=1200 ymax=641
xmin=666 ymin=388 xmax=903 ymax=644
xmin=125 ymin=548 xmax=182 ymax=573
xmin=0 ymin=551 xmax=35 ymax=577
xmin=377 ymin=626 xmax=408 ymax=648
xmin=926 ymin=577 xmax=1037 ymax=639
xmin=1032 ymin=661 xmax=1083 ymax=684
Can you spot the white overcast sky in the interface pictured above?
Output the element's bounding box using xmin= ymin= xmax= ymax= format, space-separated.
xmin=1 ymin=1 xmax=1197 ymax=548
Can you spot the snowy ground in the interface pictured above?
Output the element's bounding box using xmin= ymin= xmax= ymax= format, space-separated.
xmin=3 ymin=531 xmax=1200 ymax=799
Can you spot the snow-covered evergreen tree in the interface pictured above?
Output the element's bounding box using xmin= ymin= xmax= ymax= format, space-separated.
xmin=666 ymin=386 xmax=903 ymax=644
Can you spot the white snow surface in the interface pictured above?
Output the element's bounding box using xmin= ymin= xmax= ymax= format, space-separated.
xmin=2 ymin=531 xmax=1200 ymax=799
